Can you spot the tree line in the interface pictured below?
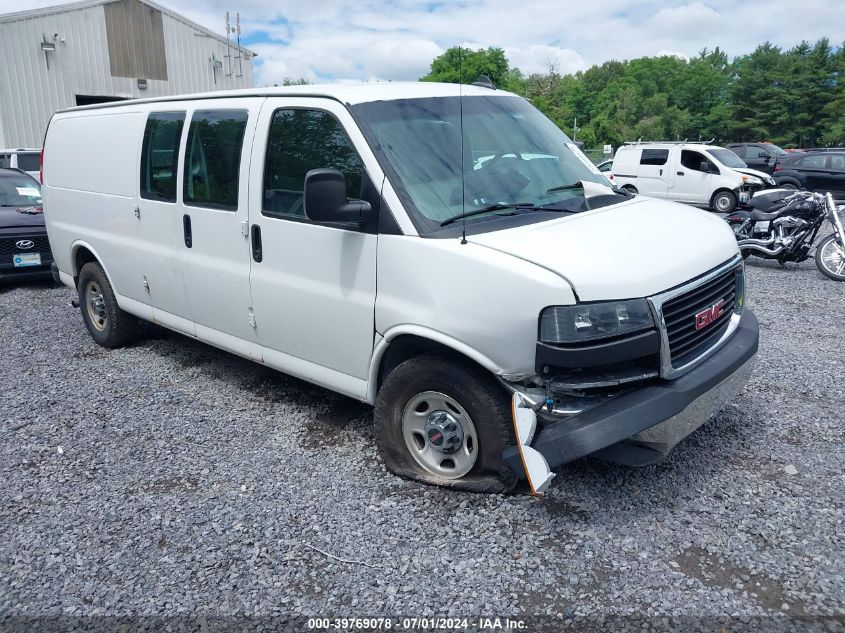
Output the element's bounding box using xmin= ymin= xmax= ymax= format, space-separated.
xmin=420 ymin=40 xmax=845 ymax=149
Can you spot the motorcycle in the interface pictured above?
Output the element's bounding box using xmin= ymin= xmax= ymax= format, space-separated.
xmin=725 ymin=189 xmax=845 ymax=281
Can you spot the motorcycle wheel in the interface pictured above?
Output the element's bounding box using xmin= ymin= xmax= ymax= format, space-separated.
xmin=815 ymin=233 xmax=845 ymax=281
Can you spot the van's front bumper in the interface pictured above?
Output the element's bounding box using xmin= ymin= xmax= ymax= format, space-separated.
xmin=503 ymin=309 xmax=759 ymax=476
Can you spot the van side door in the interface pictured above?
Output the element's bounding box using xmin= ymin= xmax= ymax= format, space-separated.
xmin=636 ymin=148 xmax=669 ymax=198
xmin=672 ymin=149 xmax=714 ymax=204
xmin=179 ymin=99 xmax=262 ymax=359
xmin=136 ymin=110 xmax=195 ymax=335
xmin=247 ymin=98 xmax=380 ymax=400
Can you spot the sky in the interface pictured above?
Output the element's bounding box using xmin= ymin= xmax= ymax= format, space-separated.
xmin=5 ymin=0 xmax=845 ymax=85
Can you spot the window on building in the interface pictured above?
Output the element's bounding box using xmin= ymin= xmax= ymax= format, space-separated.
xmin=262 ymin=109 xmax=364 ymax=218
xmin=640 ymin=149 xmax=669 ymax=166
xmin=140 ymin=112 xmax=185 ymax=202
xmin=184 ymin=110 xmax=248 ymax=211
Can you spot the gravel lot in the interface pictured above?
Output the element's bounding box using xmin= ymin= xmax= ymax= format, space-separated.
xmin=1 ymin=259 xmax=843 ymax=632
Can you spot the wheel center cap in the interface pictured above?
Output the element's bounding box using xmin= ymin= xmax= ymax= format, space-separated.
xmin=424 ymin=410 xmax=463 ymax=454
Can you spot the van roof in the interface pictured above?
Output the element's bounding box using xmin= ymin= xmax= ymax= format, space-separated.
xmin=56 ymin=82 xmax=517 ymax=114
xmin=618 ymin=143 xmax=722 ymax=151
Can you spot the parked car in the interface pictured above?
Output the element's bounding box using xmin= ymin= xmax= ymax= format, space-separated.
xmin=773 ymin=151 xmax=845 ymax=198
xmin=725 ymin=142 xmax=787 ymax=175
xmin=611 ymin=142 xmax=768 ymax=212
xmin=0 ymin=148 xmax=42 ymax=179
xmin=43 ymin=83 xmax=758 ymax=493
xmin=0 ymin=167 xmax=54 ymax=282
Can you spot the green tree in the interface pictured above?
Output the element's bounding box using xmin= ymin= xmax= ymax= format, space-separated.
xmin=420 ymin=46 xmax=521 ymax=90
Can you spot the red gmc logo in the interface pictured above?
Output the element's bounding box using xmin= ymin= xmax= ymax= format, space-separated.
xmin=695 ymin=299 xmax=725 ymax=330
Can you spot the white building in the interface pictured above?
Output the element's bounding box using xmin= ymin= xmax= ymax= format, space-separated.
xmin=0 ymin=0 xmax=255 ymax=148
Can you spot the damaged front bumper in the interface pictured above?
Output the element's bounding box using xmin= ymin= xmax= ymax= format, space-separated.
xmin=503 ymin=308 xmax=759 ymax=479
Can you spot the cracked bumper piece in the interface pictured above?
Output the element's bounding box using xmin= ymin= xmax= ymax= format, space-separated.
xmin=503 ymin=309 xmax=759 ymax=477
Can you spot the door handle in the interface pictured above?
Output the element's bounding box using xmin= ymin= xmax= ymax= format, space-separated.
xmin=677 ymin=171 xmax=684 ymax=176
xmin=251 ymin=224 xmax=262 ymax=262
xmin=659 ymin=169 xmax=663 ymax=176
xmin=182 ymin=214 xmax=192 ymax=248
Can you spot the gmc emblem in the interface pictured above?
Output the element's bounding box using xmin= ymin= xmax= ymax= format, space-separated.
xmin=695 ymin=299 xmax=726 ymax=330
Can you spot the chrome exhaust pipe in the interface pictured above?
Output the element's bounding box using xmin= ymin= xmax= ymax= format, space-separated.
xmin=739 ymin=236 xmax=776 ymax=247
xmin=741 ymin=243 xmax=786 ymax=256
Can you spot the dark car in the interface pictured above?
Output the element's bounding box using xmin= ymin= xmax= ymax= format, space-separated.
xmin=725 ymin=142 xmax=787 ymax=175
xmin=0 ymin=168 xmax=54 ymax=282
xmin=773 ymin=151 xmax=845 ymax=199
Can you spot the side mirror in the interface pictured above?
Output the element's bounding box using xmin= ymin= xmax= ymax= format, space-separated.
xmin=699 ymin=161 xmax=711 ymax=173
xmin=304 ymin=168 xmax=371 ymax=224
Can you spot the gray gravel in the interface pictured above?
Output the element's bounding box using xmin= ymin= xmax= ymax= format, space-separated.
xmin=1 ymin=258 xmax=843 ymax=632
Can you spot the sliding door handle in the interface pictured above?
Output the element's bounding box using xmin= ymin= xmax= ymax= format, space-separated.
xmin=251 ymin=224 xmax=262 ymax=262
xmin=182 ymin=214 xmax=192 ymax=248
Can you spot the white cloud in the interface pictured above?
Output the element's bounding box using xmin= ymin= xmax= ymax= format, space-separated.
xmin=5 ymin=0 xmax=845 ymax=85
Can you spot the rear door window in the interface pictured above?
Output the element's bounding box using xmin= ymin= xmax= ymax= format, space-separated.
xmin=640 ymin=149 xmax=669 ymax=166
xmin=140 ymin=112 xmax=185 ymax=202
xmin=829 ymin=154 xmax=845 ymax=171
xmin=184 ymin=110 xmax=248 ymax=211
xmin=800 ymin=154 xmax=828 ymax=169
xmin=728 ymin=145 xmax=746 ymax=159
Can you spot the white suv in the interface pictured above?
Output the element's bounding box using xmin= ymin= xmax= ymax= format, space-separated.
xmin=43 ymin=83 xmax=759 ymax=493
xmin=611 ymin=142 xmax=773 ymax=212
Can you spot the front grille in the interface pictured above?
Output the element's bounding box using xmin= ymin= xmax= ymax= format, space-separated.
xmin=661 ymin=264 xmax=740 ymax=366
xmin=0 ymin=235 xmax=52 ymax=258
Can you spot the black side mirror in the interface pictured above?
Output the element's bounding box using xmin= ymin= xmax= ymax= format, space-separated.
xmin=699 ymin=161 xmax=711 ymax=173
xmin=304 ymin=168 xmax=372 ymax=224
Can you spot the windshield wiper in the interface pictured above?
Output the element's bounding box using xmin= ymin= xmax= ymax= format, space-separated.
xmin=546 ymin=181 xmax=584 ymax=193
xmin=440 ymin=202 xmax=535 ymax=227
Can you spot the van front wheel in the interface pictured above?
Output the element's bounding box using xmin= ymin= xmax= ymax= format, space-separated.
xmin=374 ymin=352 xmax=518 ymax=493
xmin=712 ymin=190 xmax=737 ymax=212
xmin=77 ymin=262 xmax=139 ymax=348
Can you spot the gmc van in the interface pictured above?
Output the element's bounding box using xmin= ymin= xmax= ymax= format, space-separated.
xmin=43 ymin=83 xmax=759 ymax=493
xmin=612 ymin=141 xmax=774 ymax=212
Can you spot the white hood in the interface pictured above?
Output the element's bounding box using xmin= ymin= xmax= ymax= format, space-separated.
xmin=734 ymin=167 xmax=775 ymax=183
xmin=468 ymin=197 xmax=739 ymax=301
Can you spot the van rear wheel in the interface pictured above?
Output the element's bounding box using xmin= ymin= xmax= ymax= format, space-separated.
xmin=374 ymin=352 xmax=518 ymax=493
xmin=77 ymin=262 xmax=139 ymax=348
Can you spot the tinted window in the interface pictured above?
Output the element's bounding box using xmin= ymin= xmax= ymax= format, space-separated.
xmin=140 ymin=112 xmax=185 ymax=202
xmin=640 ymin=149 xmax=669 ymax=166
xmin=0 ymin=172 xmax=42 ymax=207
xmin=184 ymin=110 xmax=248 ymax=211
xmin=681 ymin=150 xmax=711 ymax=171
xmin=16 ymin=153 xmax=40 ymax=172
xmin=727 ymin=145 xmax=746 ymax=159
xmin=750 ymin=145 xmax=771 ymax=159
xmin=263 ymin=109 xmax=363 ymax=218
xmin=829 ymin=154 xmax=845 ymax=171
xmin=800 ymin=154 xmax=828 ymax=169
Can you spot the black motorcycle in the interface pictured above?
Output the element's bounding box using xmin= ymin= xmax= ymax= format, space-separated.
xmin=725 ymin=189 xmax=845 ymax=281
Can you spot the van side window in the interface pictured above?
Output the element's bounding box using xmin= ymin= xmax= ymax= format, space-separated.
xmin=140 ymin=112 xmax=185 ymax=203
xmin=184 ymin=110 xmax=248 ymax=211
xmin=800 ymin=154 xmax=828 ymax=169
xmin=262 ymin=109 xmax=363 ymax=218
xmin=830 ymin=155 xmax=845 ymax=171
xmin=681 ymin=150 xmax=712 ymax=172
xmin=640 ymin=149 xmax=668 ymax=166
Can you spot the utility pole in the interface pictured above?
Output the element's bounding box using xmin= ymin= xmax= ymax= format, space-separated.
xmin=573 ymin=117 xmax=578 ymax=142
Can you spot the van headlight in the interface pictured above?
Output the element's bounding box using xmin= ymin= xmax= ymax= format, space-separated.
xmin=539 ymin=299 xmax=654 ymax=344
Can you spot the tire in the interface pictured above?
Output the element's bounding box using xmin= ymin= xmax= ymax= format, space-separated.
xmin=711 ymin=190 xmax=737 ymax=213
xmin=815 ymin=233 xmax=845 ymax=281
xmin=77 ymin=262 xmax=140 ymax=348
xmin=374 ymin=352 xmax=519 ymax=493
xmin=779 ymin=182 xmax=799 ymax=191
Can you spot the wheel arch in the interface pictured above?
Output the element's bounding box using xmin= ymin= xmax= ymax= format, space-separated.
xmin=367 ymin=327 xmax=504 ymax=404
xmin=70 ymin=241 xmax=114 ymax=289
xmin=710 ymin=188 xmax=737 ymax=208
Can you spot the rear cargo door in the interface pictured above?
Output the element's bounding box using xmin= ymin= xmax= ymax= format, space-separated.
xmin=636 ymin=148 xmax=669 ymax=198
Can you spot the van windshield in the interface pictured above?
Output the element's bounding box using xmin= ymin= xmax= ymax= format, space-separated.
xmin=708 ymin=148 xmax=747 ymax=169
xmin=352 ymin=95 xmax=611 ymax=234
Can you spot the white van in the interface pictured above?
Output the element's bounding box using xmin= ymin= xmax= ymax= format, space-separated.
xmin=612 ymin=142 xmax=774 ymax=212
xmin=43 ymin=83 xmax=758 ymax=493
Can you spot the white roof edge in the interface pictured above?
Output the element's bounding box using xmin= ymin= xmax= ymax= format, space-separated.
xmin=0 ymin=0 xmax=256 ymax=56
xmin=53 ymin=82 xmax=519 ymax=114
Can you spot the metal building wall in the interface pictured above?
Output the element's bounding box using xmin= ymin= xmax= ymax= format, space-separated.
xmin=0 ymin=0 xmax=254 ymax=148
